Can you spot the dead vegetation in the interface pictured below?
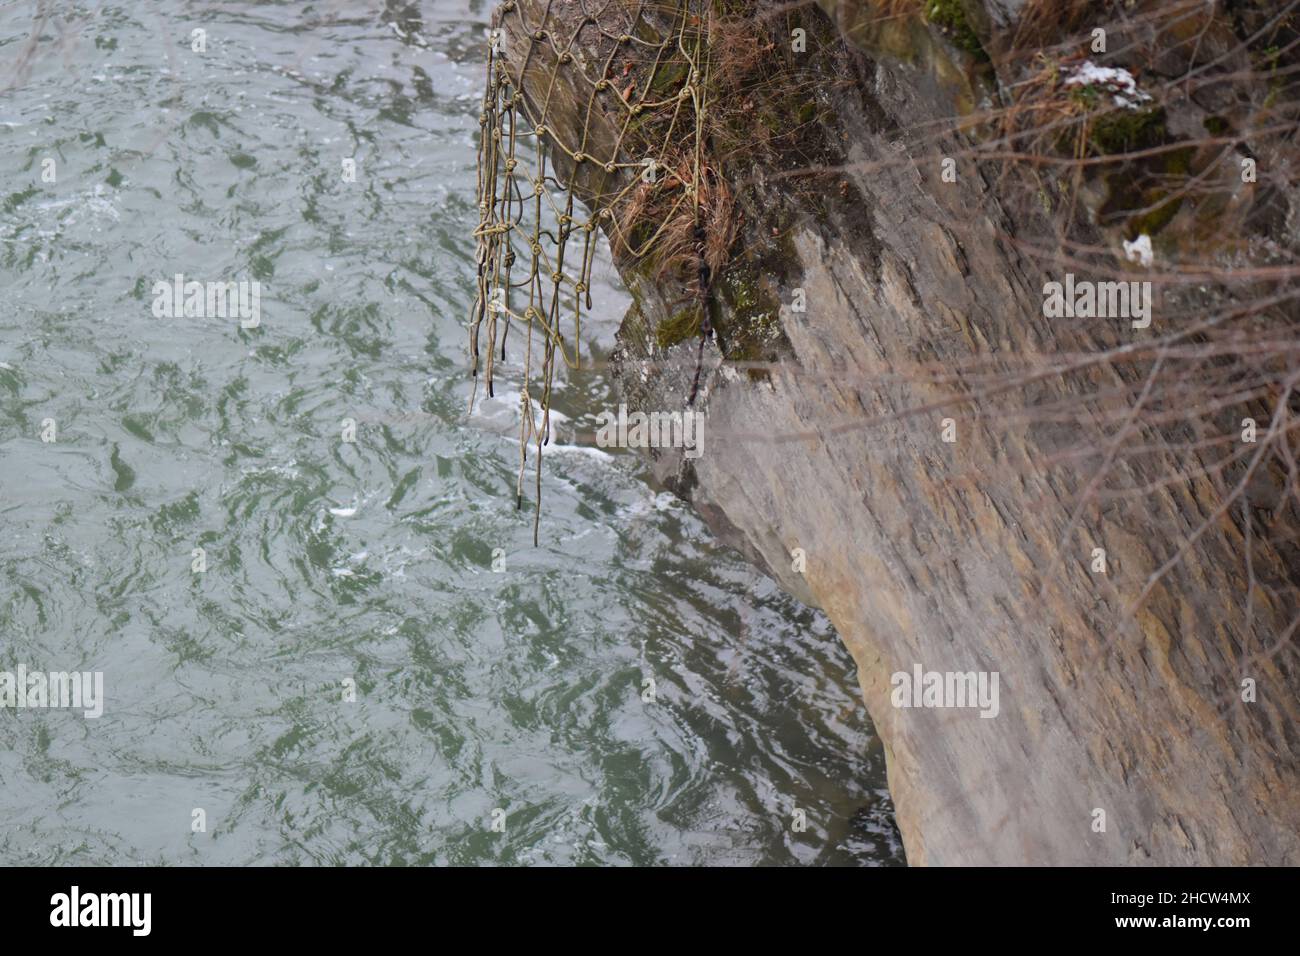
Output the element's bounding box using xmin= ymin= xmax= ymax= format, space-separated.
xmin=807 ymin=0 xmax=1300 ymax=647
xmin=471 ymin=0 xmax=1300 ymax=641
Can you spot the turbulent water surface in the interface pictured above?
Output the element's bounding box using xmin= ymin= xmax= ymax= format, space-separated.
xmin=0 ymin=0 xmax=900 ymax=865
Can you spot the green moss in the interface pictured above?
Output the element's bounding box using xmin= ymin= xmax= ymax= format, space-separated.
xmin=1163 ymin=144 xmax=1195 ymax=176
xmin=722 ymin=269 xmax=761 ymax=317
xmin=1067 ymin=84 xmax=1100 ymax=110
xmin=714 ymin=263 xmax=783 ymax=381
xmin=1127 ymin=192 xmax=1184 ymax=238
xmin=631 ymin=18 xmax=663 ymax=46
xmin=650 ymin=60 xmax=689 ymax=95
xmin=654 ymin=307 xmax=702 ymax=349
xmin=1090 ymin=107 xmax=1166 ymax=154
xmin=925 ymin=0 xmax=988 ymax=61
xmin=1101 ymin=146 xmax=1193 ymax=239
xmin=759 ymin=106 xmax=784 ymax=133
xmin=1203 ymin=115 xmax=1230 ymax=136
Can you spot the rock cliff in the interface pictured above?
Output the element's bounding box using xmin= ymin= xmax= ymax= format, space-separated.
xmin=485 ymin=0 xmax=1300 ymax=864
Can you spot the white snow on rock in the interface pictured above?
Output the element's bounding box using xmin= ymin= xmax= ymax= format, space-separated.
xmin=1123 ymin=233 xmax=1154 ymax=267
xmin=1064 ymin=60 xmax=1151 ymax=110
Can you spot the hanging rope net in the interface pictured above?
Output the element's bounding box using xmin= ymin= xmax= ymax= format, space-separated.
xmin=469 ymin=0 xmax=722 ymax=544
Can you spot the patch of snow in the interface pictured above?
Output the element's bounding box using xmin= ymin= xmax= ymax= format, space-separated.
xmin=1064 ymin=60 xmax=1151 ymax=110
xmin=1123 ymin=233 xmax=1154 ymax=267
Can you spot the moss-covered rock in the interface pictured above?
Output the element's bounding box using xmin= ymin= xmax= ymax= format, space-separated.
xmin=655 ymin=306 xmax=703 ymax=349
xmin=1089 ymin=106 xmax=1167 ymax=154
xmin=925 ymin=0 xmax=988 ymax=61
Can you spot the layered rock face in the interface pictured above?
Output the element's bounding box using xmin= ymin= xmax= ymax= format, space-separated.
xmin=490 ymin=0 xmax=1300 ymax=863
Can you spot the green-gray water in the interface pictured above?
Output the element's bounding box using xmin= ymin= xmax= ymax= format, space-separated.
xmin=0 ymin=0 xmax=899 ymax=865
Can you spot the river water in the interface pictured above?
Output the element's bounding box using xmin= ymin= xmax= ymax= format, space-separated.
xmin=0 ymin=0 xmax=899 ymax=865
